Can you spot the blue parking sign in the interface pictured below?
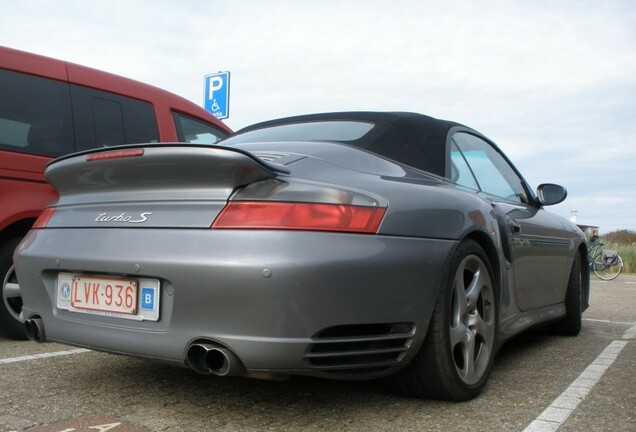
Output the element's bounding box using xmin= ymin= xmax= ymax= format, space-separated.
xmin=204 ymin=71 xmax=230 ymax=119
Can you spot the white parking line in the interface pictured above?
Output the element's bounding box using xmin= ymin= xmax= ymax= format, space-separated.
xmin=523 ymin=323 xmax=636 ymax=432
xmin=584 ymin=318 xmax=636 ymax=326
xmin=0 ymin=348 xmax=90 ymax=364
xmin=591 ymin=281 xmax=635 ymax=285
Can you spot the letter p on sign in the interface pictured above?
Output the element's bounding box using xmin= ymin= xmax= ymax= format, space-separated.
xmin=208 ymin=77 xmax=223 ymax=98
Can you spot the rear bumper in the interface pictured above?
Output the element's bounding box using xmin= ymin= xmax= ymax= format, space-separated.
xmin=16 ymin=228 xmax=456 ymax=379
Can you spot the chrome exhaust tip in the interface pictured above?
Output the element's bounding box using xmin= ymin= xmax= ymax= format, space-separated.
xmin=25 ymin=318 xmax=46 ymax=342
xmin=186 ymin=342 xmax=245 ymax=376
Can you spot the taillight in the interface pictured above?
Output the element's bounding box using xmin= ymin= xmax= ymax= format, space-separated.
xmin=212 ymin=202 xmax=385 ymax=234
xmin=32 ymin=208 xmax=56 ymax=229
xmin=87 ymin=149 xmax=144 ymax=161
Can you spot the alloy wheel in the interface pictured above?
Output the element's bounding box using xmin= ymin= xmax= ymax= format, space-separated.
xmin=449 ymin=254 xmax=496 ymax=385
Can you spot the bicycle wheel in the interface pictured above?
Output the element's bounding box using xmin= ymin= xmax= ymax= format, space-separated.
xmin=590 ymin=253 xmax=603 ymax=273
xmin=593 ymin=254 xmax=623 ymax=280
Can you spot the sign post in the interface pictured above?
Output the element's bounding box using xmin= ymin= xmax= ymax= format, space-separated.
xmin=204 ymin=71 xmax=230 ymax=119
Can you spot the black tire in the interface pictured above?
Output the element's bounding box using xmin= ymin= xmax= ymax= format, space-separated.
xmin=388 ymin=240 xmax=497 ymax=401
xmin=550 ymin=252 xmax=582 ymax=336
xmin=0 ymin=236 xmax=28 ymax=340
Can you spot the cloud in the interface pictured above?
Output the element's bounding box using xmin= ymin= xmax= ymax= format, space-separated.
xmin=1 ymin=0 xmax=634 ymax=232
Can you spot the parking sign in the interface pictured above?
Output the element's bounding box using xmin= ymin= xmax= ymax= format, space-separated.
xmin=204 ymin=71 xmax=230 ymax=119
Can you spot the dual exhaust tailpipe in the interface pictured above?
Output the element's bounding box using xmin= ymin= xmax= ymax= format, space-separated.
xmin=25 ymin=318 xmax=46 ymax=342
xmin=187 ymin=343 xmax=245 ymax=377
xmin=24 ymin=324 xmax=263 ymax=381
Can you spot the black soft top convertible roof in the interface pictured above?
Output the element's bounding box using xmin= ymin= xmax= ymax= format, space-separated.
xmin=234 ymin=112 xmax=467 ymax=177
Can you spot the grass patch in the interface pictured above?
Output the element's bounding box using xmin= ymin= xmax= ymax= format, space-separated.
xmin=617 ymin=244 xmax=634 ymax=274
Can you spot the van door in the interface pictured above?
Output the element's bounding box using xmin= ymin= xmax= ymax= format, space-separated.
xmin=70 ymin=85 xmax=159 ymax=151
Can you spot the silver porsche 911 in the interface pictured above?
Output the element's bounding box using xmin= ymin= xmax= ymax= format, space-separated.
xmin=15 ymin=112 xmax=588 ymax=400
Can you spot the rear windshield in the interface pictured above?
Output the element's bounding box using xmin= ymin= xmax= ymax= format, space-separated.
xmin=222 ymin=121 xmax=374 ymax=145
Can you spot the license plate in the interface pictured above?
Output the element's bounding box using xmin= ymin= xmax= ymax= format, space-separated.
xmin=56 ymin=272 xmax=160 ymax=321
xmin=71 ymin=275 xmax=138 ymax=314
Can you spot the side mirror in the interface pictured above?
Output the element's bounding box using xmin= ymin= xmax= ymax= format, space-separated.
xmin=536 ymin=183 xmax=567 ymax=206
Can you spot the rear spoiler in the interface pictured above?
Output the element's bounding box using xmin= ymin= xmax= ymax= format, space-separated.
xmin=45 ymin=143 xmax=289 ymax=198
xmin=47 ymin=143 xmax=291 ymax=174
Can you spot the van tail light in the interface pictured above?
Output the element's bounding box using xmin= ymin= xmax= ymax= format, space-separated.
xmin=32 ymin=208 xmax=56 ymax=229
xmin=212 ymin=202 xmax=385 ymax=234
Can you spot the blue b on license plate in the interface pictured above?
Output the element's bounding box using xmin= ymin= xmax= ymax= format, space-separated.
xmin=56 ymin=272 xmax=160 ymax=321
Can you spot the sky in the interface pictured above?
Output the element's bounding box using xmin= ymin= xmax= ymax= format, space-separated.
xmin=2 ymin=0 xmax=635 ymax=233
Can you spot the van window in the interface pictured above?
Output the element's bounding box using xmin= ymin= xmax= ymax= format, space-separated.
xmin=92 ymin=98 xmax=125 ymax=146
xmin=173 ymin=113 xmax=228 ymax=144
xmin=71 ymin=85 xmax=159 ymax=151
xmin=0 ymin=69 xmax=75 ymax=157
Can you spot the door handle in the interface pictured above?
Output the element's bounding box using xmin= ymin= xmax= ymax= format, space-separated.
xmin=509 ymin=220 xmax=522 ymax=235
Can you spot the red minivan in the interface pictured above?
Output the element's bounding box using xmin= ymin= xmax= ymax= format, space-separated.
xmin=0 ymin=46 xmax=233 ymax=339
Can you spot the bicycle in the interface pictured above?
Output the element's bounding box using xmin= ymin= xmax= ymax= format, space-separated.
xmin=587 ymin=236 xmax=623 ymax=280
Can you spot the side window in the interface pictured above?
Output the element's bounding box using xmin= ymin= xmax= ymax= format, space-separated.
xmin=449 ymin=141 xmax=479 ymax=190
xmin=173 ymin=113 xmax=228 ymax=144
xmin=0 ymin=69 xmax=75 ymax=157
xmin=452 ymin=133 xmax=528 ymax=203
xmin=71 ymin=85 xmax=159 ymax=151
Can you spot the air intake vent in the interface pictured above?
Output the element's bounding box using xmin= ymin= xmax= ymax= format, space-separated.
xmin=252 ymin=151 xmax=305 ymax=165
xmin=305 ymin=322 xmax=414 ymax=372
xmin=252 ymin=151 xmax=291 ymax=162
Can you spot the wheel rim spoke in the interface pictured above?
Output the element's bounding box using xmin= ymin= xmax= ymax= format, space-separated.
xmin=466 ymin=268 xmax=488 ymax=310
xmin=462 ymin=334 xmax=477 ymax=380
xmin=450 ymin=321 xmax=466 ymax=347
xmin=452 ymin=268 xmax=468 ymax=326
xmin=4 ymin=281 xmax=21 ymax=298
xmin=3 ymin=266 xmax=21 ymax=299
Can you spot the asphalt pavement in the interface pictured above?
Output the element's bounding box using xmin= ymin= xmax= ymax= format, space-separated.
xmin=1 ymin=275 xmax=634 ymax=432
